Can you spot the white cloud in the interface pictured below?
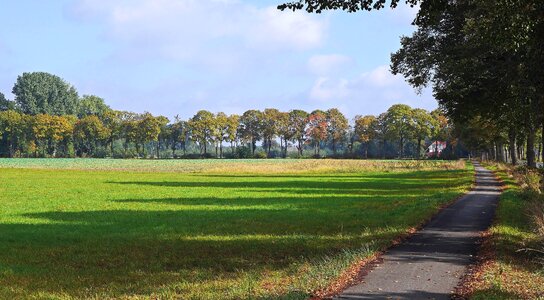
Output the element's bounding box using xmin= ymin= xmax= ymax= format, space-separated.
xmin=62 ymin=1 xmax=434 ymax=119
xmin=307 ymin=65 xmax=436 ymax=116
xmin=310 ymin=65 xmax=402 ymax=101
xmin=246 ymin=7 xmax=325 ymax=50
xmin=307 ymin=54 xmax=353 ymax=75
xmin=364 ymin=65 xmax=399 ymax=87
xmin=384 ymin=2 xmax=419 ymax=25
xmin=69 ymin=0 xmax=327 ymax=61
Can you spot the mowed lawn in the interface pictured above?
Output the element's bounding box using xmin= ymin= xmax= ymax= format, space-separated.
xmin=0 ymin=159 xmax=473 ymax=299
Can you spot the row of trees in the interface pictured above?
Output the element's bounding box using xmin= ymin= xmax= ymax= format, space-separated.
xmin=279 ymin=0 xmax=544 ymax=168
xmin=0 ymin=110 xmax=168 ymax=158
xmin=3 ymin=69 xmax=539 ymax=161
xmin=0 ymin=72 xmax=456 ymax=159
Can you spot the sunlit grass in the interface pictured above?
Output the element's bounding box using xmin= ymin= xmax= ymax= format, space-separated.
xmin=0 ymin=158 xmax=466 ymax=173
xmin=470 ymin=164 xmax=544 ymax=300
xmin=0 ymin=159 xmax=472 ymax=299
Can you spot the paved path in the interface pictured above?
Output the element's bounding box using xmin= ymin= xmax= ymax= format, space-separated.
xmin=336 ymin=162 xmax=501 ymax=300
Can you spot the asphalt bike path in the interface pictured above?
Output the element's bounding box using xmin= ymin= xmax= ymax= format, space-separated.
xmin=336 ymin=161 xmax=501 ymax=299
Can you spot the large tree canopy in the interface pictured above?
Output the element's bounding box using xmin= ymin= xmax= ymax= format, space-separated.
xmin=12 ymin=72 xmax=79 ymax=116
xmin=278 ymin=0 xmax=420 ymax=12
xmin=279 ymin=0 xmax=543 ymax=166
xmin=390 ymin=0 xmax=543 ymax=166
xmin=0 ymin=92 xmax=15 ymax=111
xmin=78 ymin=95 xmax=111 ymax=118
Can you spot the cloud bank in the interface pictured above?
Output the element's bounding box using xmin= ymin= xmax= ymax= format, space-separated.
xmin=55 ymin=0 xmax=436 ymax=119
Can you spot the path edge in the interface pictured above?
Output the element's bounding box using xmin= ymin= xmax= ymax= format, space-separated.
xmin=311 ymin=161 xmax=480 ymax=299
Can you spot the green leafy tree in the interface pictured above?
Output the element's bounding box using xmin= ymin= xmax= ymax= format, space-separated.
xmin=226 ymin=114 xmax=240 ymax=154
xmin=119 ymin=112 xmax=140 ymax=157
xmin=238 ymin=110 xmax=264 ymax=155
xmin=189 ymin=110 xmax=214 ymax=155
xmin=154 ymin=115 xmax=170 ymax=158
xmin=169 ymin=116 xmax=189 ymax=157
xmin=390 ymin=1 xmax=543 ymax=166
xmin=0 ymin=110 xmax=25 ymax=157
xmin=12 ymin=72 xmax=79 ymax=116
xmin=306 ymin=110 xmax=328 ymax=156
xmin=288 ymin=109 xmax=308 ymax=156
xmin=78 ymin=95 xmax=111 ymax=118
xmin=102 ymin=110 xmax=122 ymax=157
xmin=262 ymin=108 xmax=281 ymax=156
xmin=374 ymin=113 xmax=389 ymax=158
xmin=213 ymin=112 xmax=229 ymax=158
xmin=411 ymin=108 xmax=437 ymax=158
xmin=136 ymin=113 xmax=165 ymax=158
xmin=32 ymin=114 xmax=75 ymax=157
xmin=73 ymin=115 xmax=109 ymax=157
xmin=326 ymin=108 xmax=348 ymax=155
xmin=384 ymin=104 xmax=414 ymax=158
xmin=354 ymin=115 xmax=377 ymax=158
xmin=276 ymin=112 xmax=291 ymax=158
xmin=0 ymin=92 xmax=15 ymax=111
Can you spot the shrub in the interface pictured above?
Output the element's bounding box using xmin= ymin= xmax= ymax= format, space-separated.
xmin=179 ymin=153 xmax=215 ymax=159
xmin=267 ymin=149 xmax=281 ymax=158
xmin=515 ymin=167 xmax=542 ymax=199
xmin=253 ymin=152 xmax=267 ymax=159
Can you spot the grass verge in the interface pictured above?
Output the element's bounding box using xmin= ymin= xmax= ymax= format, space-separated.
xmin=463 ymin=162 xmax=544 ymax=299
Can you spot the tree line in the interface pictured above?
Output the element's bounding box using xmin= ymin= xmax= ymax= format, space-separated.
xmin=1 ymin=72 xmax=461 ymax=159
xmin=279 ymin=0 xmax=544 ymax=168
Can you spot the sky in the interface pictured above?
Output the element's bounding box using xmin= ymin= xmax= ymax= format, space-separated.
xmin=0 ymin=0 xmax=437 ymax=120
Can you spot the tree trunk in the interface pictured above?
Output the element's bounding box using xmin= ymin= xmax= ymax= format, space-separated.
xmin=497 ymin=142 xmax=504 ymax=162
xmin=527 ymin=125 xmax=536 ymax=168
xmin=8 ymin=140 xmax=14 ymax=158
xmin=492 ymin=142 xmax=497 ymax=161
xmin=541 ymin=122 xmax=544 ymax=162
xmin=417 ymin=138 xmax=422 ymax=159
xmin=251 ymin=138 xmax=256 ymax=155
xmin=110 ymin=136 xmax=114 ymax=157
xmin=509 ymin=129 xmax=517 ymax=165
xmin=399 ymin=137 xmax=404 ymax=159
xmin=365 ymin=143 xmax=368 ymax=159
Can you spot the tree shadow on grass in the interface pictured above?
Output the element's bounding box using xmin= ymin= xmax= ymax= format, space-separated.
xmin=107 ymin=169 xmax=470 ymax=193
xmin=0 ymin=206 xmax=481 ymax=298
xmin=0 ymin=211 xmax=400 ymax=299
xmin=0 ymin=168 xmax=472 ymax=299
xmin=198 ymin=169 xmax=468 ymax=180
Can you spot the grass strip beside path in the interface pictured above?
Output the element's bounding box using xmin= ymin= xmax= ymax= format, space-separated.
xmin=467 ymin=163 xmax=544 ymax=299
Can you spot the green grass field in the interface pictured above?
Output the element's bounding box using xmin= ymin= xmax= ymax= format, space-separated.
xmin=0 ymin=159 xmax=472 ymax=299
xmin=469 ymin=164 xmax=544 ymax=299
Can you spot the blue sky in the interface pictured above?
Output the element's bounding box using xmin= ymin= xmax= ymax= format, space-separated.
xmin=0 ymin=0 xmax=436 ymax=120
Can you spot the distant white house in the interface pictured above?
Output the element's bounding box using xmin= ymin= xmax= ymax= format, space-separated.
xmin=427 ymin=141 xmax=447 ymax=157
